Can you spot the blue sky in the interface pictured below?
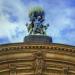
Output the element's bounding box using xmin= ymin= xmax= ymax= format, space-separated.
xmin=0 ymin=0 xmax=75 ymax=46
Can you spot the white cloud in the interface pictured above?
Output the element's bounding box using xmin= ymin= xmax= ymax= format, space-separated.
xmin=0 ymin=0 xmax=28 ymax=43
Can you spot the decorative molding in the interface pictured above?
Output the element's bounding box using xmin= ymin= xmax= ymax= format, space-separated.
xmin=0 ymin=45 xmax=75 ymax=57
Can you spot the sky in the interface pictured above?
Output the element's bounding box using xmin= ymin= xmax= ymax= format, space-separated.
xmin=0 ymin=0 xmax=75 ymax=46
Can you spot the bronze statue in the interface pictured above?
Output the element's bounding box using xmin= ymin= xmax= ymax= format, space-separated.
xmin=26 ymin=7 xmax=49 ymax=35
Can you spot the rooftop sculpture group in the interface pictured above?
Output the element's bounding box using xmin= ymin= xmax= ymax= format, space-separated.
xmin=26 ymin=7 xmax=49 ymax=35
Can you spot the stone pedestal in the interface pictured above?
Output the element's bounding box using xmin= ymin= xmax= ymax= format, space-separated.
xmin=24 ymin=35 xmax=52 ymax=44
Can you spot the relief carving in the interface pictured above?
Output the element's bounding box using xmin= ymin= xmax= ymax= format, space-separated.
xmin=64 ymin=67 xmax=69 ymax=75
xmin=33 ymin=51 xmax=45 ymax=75
xmin=9 ymin=64 xmax=16 ymax=75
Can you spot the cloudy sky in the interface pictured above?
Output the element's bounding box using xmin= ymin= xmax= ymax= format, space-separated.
xmin=0 ymin=0 xmax=75 ymax=46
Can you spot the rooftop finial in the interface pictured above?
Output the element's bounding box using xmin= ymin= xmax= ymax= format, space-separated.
xmin=26 ymin=6 xmax=49 ymax=35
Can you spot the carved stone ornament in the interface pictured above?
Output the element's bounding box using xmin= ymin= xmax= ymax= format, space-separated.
xmin=33 ymin=51 xmax=45 ymax=75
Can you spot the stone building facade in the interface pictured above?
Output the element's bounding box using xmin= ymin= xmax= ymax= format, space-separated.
xmin=0 ymin=35 xmax=75 ymax=75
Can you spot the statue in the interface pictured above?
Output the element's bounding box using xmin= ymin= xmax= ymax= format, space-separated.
xmin=26 ymin=7 xmax=49 ymax=35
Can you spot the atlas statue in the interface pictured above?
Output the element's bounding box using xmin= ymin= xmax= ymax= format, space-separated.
xmin=26 ymin=7 xmax=49 ymax=35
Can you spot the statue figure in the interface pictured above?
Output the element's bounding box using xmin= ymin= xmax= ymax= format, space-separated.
xmin=26 ymin=7 xmax=49 ymax=35
xmin=34 ymin=51 xmax=45 ymax=75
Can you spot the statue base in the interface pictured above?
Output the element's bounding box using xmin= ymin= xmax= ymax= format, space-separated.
xmin=24 ymin=35 xmax=52 ymax=44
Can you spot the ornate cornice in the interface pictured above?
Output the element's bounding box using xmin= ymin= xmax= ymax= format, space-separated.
xmin=0 ymin=43 xmax=75 ymax=56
